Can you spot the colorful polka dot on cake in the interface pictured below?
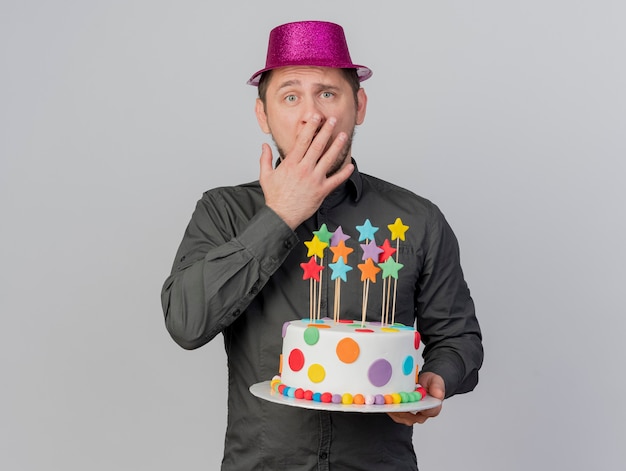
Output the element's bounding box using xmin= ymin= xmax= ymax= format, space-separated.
xmin=336 ymin=337 xmax=360 ymax=363
xmin=288 ymin=349 xmax=304 ymax=371
xmin=414 ymin=331 xmax=421 ymax=349
xmin=402 ymin=356 xmax=414 ymax=375
xmin=304 ymin=326 xmax=320 ymax=345
xmin=381 ymin=327 xmax=399 ymax=333
xmin=368 ymin=358 xmax=392 ymax=387
xmin=308 ymin=363 xmax=325 ymax=383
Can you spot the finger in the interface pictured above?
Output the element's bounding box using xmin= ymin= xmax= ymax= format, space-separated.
xmin=429 ymin=384 xmax=445 ymax=401
xmin=259 ymin=143 xmax=274 ymax=179
xmin=414 ymin=414 xmax=429 ymax=425
xmin=302 ymin=116 xmax=337 ymax=164
xmin=312 ymin=130 xmax=348 ymax=177
xmin=423 ymin=381 xmax=445 ymax=401
xmin=321 ymin=157 xmax=354 ymax=189
xmin=413 ymin=402 xmax=443 ymax=424
xmin=418 ymin=372 xmax=446 ymax=400
xmin=290 ymin=113 xmax=324 ymax=162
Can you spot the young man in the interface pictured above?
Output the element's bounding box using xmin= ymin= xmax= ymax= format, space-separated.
xmin=162 ymin=21 xmax=483 ymax=470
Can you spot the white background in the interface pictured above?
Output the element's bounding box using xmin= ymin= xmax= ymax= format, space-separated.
xmin=2 ymin=1 xmax=625 ymax=469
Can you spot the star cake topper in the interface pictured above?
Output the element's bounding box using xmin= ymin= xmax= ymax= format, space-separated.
xmin=356 ymin=219 xmax=379 ymax=242
xmin=304 ymin=235 xmax=328 ymax=259
xmin=300 ymin=256 xmax=324 ymax=281
xmin=357 ymin=258 xmax=381 ymax=283
xmin=388 ymin=218 xmax=409 ymax=241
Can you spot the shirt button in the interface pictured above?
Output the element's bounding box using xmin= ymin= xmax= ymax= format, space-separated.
xmin=319 ymin=452 xmax=328 ymax=460
xmin=284 ymin=240 xmax=293 ymax=249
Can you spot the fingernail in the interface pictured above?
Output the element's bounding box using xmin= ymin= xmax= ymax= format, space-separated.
xmin=328 ymin=117 xmax=337 ymax=126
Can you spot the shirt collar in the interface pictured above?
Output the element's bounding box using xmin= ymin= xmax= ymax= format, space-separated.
xmin=347 ymin=158 xmax=363 ymax=202
xmin=321 ymin=158 xmax=362 ymax=208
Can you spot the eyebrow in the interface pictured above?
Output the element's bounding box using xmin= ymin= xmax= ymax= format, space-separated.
xmin=276 ymin=80 xmax=341 ymax=93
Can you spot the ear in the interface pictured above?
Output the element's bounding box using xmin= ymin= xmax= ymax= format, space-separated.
xmin=356 ymin=88 xmax=368 ymax=125
xmin=255 ymin=98 xmax=271 ymax=134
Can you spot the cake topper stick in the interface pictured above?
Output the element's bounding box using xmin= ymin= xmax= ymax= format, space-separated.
xmin=328 ymin=238 xmax=354 ymax=322
xmin=387 ymin=218 xmax=409 ymax=325
xmin=360 ymin=257 xmax=368 ymax=327
xmin=329 ymin=257 xmax=352 ymax=322
xmin=358 ymin=257 xmax=381 ymax=327
xmin=329 ymin=247 xmax=353 ymax=322
xmin=381 ymin=272 xmax=388 ymax=325
xmin=333 ymin=278 xmax=341 ymax=322
xmin=329 ymin=226 xmax=352 ymax=322
xmin=379 ymin=256 xmax=403 ymax=325
xmin=310 ymin=277 xmax=315 ymax=320
xmin=391 ymin=265 xmax=399 ymax=325
xmin=378 ymin=238 xmax=397 ymax=326
xmin=304 ymin=234 xmax=329 ymax=320
xmin=300 ymin=256 xmax=324 ymax=321
xmin=356 ymin=219 xmax=381 ymax=327
xmin=316 ymin=259 xmax=322 ymax=321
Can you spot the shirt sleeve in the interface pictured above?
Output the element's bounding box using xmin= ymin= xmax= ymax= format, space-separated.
xmin=161 ymin=190 xmax=298 ymax=350
xmin=416 ymin=204 xmax=484 ymax=398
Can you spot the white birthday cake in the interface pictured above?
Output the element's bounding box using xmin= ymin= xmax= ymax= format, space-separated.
xmin=269 ymin=219 xmax=427 ymax=406
xmin=272 ymin=318 xmax=424 ymax=405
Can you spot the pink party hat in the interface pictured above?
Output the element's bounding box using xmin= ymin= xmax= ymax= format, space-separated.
xmin=247 ymin=20 xmax=372 ymax=86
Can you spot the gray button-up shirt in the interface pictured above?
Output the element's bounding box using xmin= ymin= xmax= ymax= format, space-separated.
xmin=161 ymin=162 xmax=483 ymax=470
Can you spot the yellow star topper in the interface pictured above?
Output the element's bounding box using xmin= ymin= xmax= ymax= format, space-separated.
xmin=388 ymin=218 xmax=409 ymax=241
xmin=304 ymin=235 xmax=328 ymax=259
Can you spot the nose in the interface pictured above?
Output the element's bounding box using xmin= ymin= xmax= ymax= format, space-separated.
xmin=302 ymin=102 xmax=325 ymax=128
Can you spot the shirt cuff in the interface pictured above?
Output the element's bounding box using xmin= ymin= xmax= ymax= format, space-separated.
xmin=236 ymin=205 xmax=299 ymax=274
xmin=420 ymin=350 xmax=466 ymax=399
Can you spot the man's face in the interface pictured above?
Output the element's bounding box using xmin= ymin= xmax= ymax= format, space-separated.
xmin=255 ymin=66 xmax=367 ymax=173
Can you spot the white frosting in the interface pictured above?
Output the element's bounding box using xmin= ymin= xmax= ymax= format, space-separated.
xmin=280 ymin=318 xmax=419 ymax=397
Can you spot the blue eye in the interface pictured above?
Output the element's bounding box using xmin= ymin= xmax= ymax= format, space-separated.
xmin=321 ymin=92 xmax=334 ymax=98
xmin=285 ymin=95 xmax=297 ymax=102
